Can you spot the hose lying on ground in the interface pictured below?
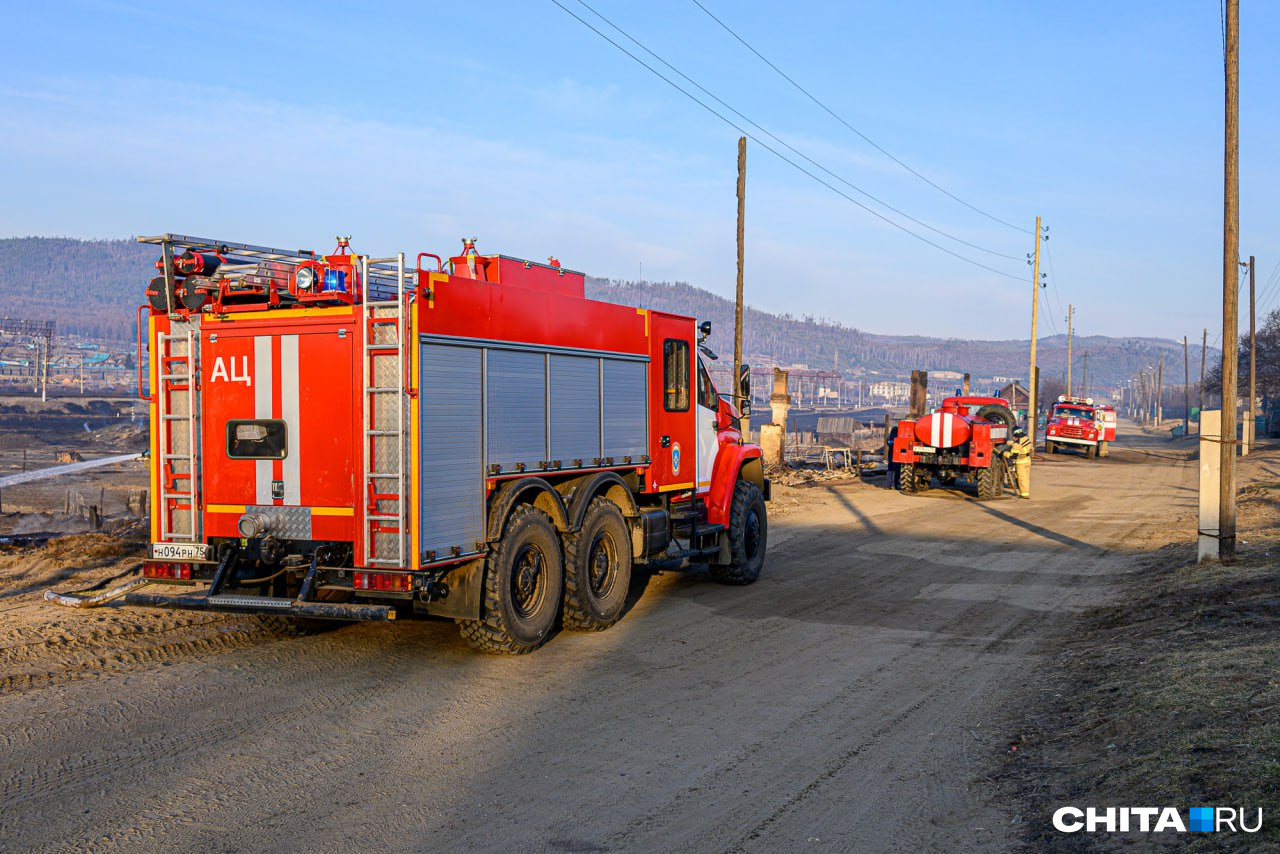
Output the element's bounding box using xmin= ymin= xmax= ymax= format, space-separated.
xmin=45 ymin=563 xmax=147 ymax=608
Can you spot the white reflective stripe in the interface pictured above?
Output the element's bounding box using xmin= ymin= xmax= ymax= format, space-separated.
xmin=931 ymin=411 xmax=942 ymax=446
xmin=942 ymin=413 xmax=954 ymax=447
xmin=280 ymin=335 xmax=301 ymax=505
xmin=254 ymin=336 xmax=273 ymax=505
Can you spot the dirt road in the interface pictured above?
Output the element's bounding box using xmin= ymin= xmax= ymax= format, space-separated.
xmin=0 ymin=425 xmax=1194 ymax=852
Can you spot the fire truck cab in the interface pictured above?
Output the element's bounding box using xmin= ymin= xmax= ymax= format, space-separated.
xmin=1044 ymin=396 xmax=1107 ymax=458
xmin=129 ymin=234 xmax=769 ymax=654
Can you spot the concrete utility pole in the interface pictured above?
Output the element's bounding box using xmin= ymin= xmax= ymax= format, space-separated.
xmin=1028 ymin=216 xmax=1043 ymax=444
xmin=1248 ymin=254 xmax=1256 ymax=451
xmin=1156 ymin=354 xmax=1164 ymax=425
xmin=1184 ymin=335 xmax=1191 ymax=435
xmin=1066 ymin=304 xmax=1073 ymax=395
xmin=1219 ymin=0 xmax=1239 ymax=561
xmin=733 ymin=136 xmax=747 ymax=432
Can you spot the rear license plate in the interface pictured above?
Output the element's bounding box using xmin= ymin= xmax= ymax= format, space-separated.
xmin=150 ymin=542 xmax=211 ymax=561
xmin=913 ymin=445 xmax=937 ymax=454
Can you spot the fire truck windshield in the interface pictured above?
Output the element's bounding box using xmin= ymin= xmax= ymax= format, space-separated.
xmin=1053 ymin=406 xmax=1093 ymax=420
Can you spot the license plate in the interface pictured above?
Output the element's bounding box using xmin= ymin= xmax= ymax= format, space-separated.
xmin=150 ymin=542 xmax=211 ymax=562
xmin=913 ymin=445 xmax=937 ymax=454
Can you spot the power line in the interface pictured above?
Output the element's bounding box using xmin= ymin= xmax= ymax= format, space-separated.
xmin=550 ymin=0 xmax=1026 ymax=282
xmin=690 ymin=0 xmax=1030 ymax=235
xmin=568 ymin=0 xmax=1023 ymax=263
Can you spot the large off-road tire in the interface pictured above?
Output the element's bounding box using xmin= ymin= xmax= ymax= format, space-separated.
xmin=562 ymin=497 xmax=632 ymax=631
xmin=459 ymin=505 xmax=563 ymax=654
xmin=898 ymin=463 xmax=917 ymax=494
xmin=976 ymin=457 xmax=1004 ymax=499
xmin=975 ymin=404 xmax=1016 ymax=429
xmin=709 ymin=481 xmax=767 ymax=585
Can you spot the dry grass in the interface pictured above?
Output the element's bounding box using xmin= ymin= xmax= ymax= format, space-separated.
xmin=1001 ymin=535 xmax=1280 ymax=851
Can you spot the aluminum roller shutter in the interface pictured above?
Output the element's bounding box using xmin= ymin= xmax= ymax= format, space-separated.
xmin=602 ymin=360 xmax=647 ymax=459
xmin=487 ymin=349 xmax=547 ymax=472
xmin=549 ymin=354 xmax=601 ymax=462
xmin=419 ymin=343 xmax=484 ymax=559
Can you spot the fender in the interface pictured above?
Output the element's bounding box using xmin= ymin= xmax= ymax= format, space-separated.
xmin=485 ymin=477 xmax=570 ymax=541
xmin=561 ymin=471 xmax=640 ymax=530
xmin=705 ymin=440 xmax=764 ymax=526
xmin=891 ymin=419 xmax=919 ymax=464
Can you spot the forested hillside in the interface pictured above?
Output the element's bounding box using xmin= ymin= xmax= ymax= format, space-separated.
xmin=0 ymin=237 xmax=154 ymax=340
xmin=0 ymin=237 xmax=1212 ymax=387
xmin=587 ymin=278 xmax=1211 ymax=388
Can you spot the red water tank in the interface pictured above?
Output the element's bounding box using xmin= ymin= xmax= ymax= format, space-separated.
xmin=913 ymin=411 xmax=972 ymax=448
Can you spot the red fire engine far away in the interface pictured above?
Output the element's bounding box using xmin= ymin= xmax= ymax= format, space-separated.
xmin=129 ymin=234 xmax=770 ymax=654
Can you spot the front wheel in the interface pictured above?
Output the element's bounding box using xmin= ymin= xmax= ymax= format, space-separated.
xmin=459 ymin=505 xmax=563 ymax=654
xmin=1085 ymin=443 xmax=1098 ymax=459
xmin=709 ymin=481 xmax=767 ymax=585
xmin=562 ymin=497 xmax=632 ymax=631
xmin=1044 ymin=440 xmax=1056 ymax=454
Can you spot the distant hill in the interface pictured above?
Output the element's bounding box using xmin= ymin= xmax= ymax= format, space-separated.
xmin=587 ymin=278 xmax=1214 ymax=389
xmin=0 ymin=236 xmax=1213 ymax=388
xmin=0 ymin=237 xmax=153 ymax=340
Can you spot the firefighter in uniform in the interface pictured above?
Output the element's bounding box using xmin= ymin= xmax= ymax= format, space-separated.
xmin=1002 ymin=428 xmax=1032 ymax=498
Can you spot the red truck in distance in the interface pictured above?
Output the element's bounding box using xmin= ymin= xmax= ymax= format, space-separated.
xmin=1044 ymin=396 xmax=1109 ymax=458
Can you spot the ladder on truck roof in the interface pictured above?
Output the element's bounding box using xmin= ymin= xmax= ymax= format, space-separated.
xmin=157 ymin=320 xmax=201 ymax=543
xmin=361 ymin=254 xmax=410 ymax=568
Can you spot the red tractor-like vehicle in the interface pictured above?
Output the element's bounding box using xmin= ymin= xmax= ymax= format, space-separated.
xmin=890 ymin=396 xmax=1015 ymax=499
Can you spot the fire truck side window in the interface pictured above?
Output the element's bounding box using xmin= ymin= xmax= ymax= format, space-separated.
xmin=697 ymin=360 xmax=718 ymax=410
xmin=226 ymin=419 xmax=288 ymax=459
xmin=663 ymin=339 xmax=690 ymax=412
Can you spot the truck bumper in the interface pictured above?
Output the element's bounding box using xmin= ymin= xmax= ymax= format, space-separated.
xmin=125 ymin=586 xmax=395 ymax=622
xmin=1047 ymin=436 xmax=1097 ymax=447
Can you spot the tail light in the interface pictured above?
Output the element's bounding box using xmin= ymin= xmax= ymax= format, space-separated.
xmin=144 ymin=562 xmax=191 ymax=580
xmin=354 ymin=571 xmax=412 ymax=592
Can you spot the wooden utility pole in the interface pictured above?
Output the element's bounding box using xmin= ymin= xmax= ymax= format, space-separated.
xmin=909 ymin=370 xmax=928 ymax=418
xmin=734 ymin=136 xmax=747 ymax=429
xmin=1028 ymin=216 xmax=1043 ymax=444
xmin=1183 ymin=336 xmax=1191 ymax=435
xmin=1248 ymin=254 xmax=1256 ymax=445
xmin=1156 ymin=354 xmax=1164 ymax=425
xmin=1065 ymin=304 xmax=1074 ymax=395
xmin=1219 ymin=0 xmax=1239 ymax=561
xmin=1081 ymin=352 xmax=1088 ymax=399
xmin=1200 ymin=327 xmax=1208 ymax=416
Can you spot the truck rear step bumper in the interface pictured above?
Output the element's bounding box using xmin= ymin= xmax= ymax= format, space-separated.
xmin=125 ymin=588 xmax=395 ymax=622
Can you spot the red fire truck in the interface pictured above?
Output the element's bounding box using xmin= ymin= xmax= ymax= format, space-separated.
xmin=127 ymin=234 xmax=769 ymax=653
xmin=890 ymin=396 xmax=1015 ymax=499
xmin=1044 ymin=396 xmax=1106 ymax=458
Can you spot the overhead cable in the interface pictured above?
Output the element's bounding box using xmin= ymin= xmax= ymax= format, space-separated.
xmin=551 ymin=0 xmax=1026 ymax=283
xmin=690 ymin=0 xmax=1030 ymax=235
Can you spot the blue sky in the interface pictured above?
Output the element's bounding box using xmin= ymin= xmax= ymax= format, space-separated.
xmin=2 ymin=1 xmax=1276 ymax=343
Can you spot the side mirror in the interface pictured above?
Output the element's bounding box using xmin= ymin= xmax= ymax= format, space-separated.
xmin=738 ymin=364 xmax=752 ymax=416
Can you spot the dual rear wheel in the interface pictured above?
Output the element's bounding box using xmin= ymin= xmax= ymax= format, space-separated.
xmin=460 ymin=481 xmax=767 ymax=653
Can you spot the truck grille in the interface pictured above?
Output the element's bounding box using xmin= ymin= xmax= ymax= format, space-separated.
xmin=1058 ymin=425 xmax=1090 ymax=439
